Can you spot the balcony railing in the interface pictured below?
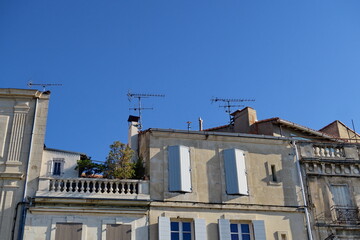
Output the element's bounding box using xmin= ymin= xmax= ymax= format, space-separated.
xmin=331 ymin=205 xmax=360 ymax=224
xmin=36 ymin=177 xmax=150 ymax=200
xmin=313 ymin=145 xmax=345 ymax=158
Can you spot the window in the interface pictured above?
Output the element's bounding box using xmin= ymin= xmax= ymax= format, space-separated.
xmin=223 ymin=149 xmax=248 ymax=195
xmin=158 ymin=217 xmax=206 ymax=240
xmin=52 ymin=158 xmax=64 ymax=176
xmin=230 ymin=223 xmax=251 ymax=240
xmin=219 ymin=219 xmax=266 ymax=240
xmin=171 ymin=221 xmax=192 ymax=240
xmin=168 ymin=145 xmax=192 ymax=192
xmin=271 ymin=165 xmax=278 ymax=182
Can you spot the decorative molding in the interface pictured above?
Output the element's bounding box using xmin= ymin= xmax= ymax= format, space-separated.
xmin=7 ymin=102 xmax=30 ymax=162
xmin=303 ymin=161 xmax=360 ymax=177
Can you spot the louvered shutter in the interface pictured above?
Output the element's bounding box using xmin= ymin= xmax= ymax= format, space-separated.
xmin=158 ymin=217 xmax=170 ymax=240
xmin=194 ymin=218 xmax=207 ymax=240
xmin=253 ymin=220 xmax=266 ymax=240
xmin=218 ymin=219 xmax=231 ymax=240
xmin=223 ymin=149 xmax=248 ymax=195
xmin=168 ymin=145 xmax=192 ymax=192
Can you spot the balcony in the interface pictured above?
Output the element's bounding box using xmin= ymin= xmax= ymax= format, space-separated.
xmin=331 ymin=205 xmax=360 ymax=225
xmin=36 ymin=177 xmax=150 ymax=200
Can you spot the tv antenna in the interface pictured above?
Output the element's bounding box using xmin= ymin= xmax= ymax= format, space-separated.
xmin=211 ymin=97 xmax=255 ymax=123
xmin=127 ymin=90 xmax=165 ymax=130
xmin=27 ymin=81 xmax=62 ymax=91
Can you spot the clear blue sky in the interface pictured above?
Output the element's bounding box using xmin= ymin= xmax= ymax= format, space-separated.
xmin=1 ymin=1 xmax=360 ymax=161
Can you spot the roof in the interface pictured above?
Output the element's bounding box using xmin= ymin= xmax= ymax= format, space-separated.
xmin=205 ymin=116 xmax=339 ymax=140
xmin=255 ymin=117 xmax=338 ymax=140
xmin=203 ymin=124 xmax=230 ymax=131
xmin=44 ymin=147 xmax=86 ymax=156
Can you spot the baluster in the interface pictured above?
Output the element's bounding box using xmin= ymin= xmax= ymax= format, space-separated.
xmin=49 ymin=180 xmax=53 ymax=191
xmin=314 ymin=146 xmax=320 ymax=156
xmin=80 ymin=180 xmax=85 ymax=193
xmin=85 ymin=180 xmax=90 ymax=193
xmin=319 ymin=147 xmax=324 ymax=157
xmin=329 ymin=147 xmax=335 ymax=157
xmin=335 ymin=148 xmax=341 ymax=157
xmin=120 ymin=182 xmax=125 ymax=194
xmin=91 ymin=180 xmax=96 ymax=193
xmin=115 ymin=182 xmax=120 ymax=194
xmin=324 ymin=147 xmax=330 ymax=157
xmin=60 ymin=179 xmax=65 ymax=192
xmin=54 ymin=179 xmax=59 ymax=192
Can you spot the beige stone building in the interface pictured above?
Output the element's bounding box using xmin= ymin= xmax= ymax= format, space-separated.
xmin=138 ymin=128 xmax=308 ymax=240
xmin=0 ymin=89 xmax=50 ymax=240
xmin=0 ymin=89 xmax=150 ymax=240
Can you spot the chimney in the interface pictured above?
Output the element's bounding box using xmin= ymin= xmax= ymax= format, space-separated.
xmin=199 ymin=117 xmax=203 ymax=131
xmin=231 ymin=107 xmax=257 ymax=133
xmin=127 ymin=115 xmax=140 ymax=154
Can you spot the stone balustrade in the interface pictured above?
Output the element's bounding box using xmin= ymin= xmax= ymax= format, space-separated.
xmin=313 ymin=145 xmax=345 ymax=158
xmin=36 ymin=177 xmax=150 ymax=200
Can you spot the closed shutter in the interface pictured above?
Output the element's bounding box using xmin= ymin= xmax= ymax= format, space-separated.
xmin=194 ymin=218 xmax=207 ymax=240
xmin=55 ymin=223 xmax=82 ymax=240
xmin=223 ymin=149 xmax=248 ymax=195
xmin=330 ymin=185 xmax=352 ymax=206
xmin=158 ymin=216 xmax=170 ymax=240
xmin=168 ymin=145 xmax=192 ymax=192
xmin=253 ymin=220 xmax=266 ymax=240
xmin=106 ymin=224 xmax=131 ymax=240
xmin=218 ymin=219 xmax=231 ymax=240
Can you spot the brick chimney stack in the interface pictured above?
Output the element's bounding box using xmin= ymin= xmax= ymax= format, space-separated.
xmin=231 ymin=107 xmax=257 ymax=133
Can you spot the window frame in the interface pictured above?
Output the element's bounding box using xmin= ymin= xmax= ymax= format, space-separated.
xmin=170 ymin=220 xmax=194 ymax=240
xmin=230 ymin=222 xmax=254 ymax=240
xmin=52 ymin=158 xmax=65 ymax=176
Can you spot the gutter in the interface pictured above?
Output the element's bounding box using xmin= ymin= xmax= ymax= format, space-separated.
xmin=292 ymin=141 xmax=314 ymax=240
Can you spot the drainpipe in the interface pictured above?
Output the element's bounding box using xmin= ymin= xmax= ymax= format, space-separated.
xmin=292 ymin=141 xmax=314 ymax=240
xmin=17 ymin=97 xmax=39 ymax=240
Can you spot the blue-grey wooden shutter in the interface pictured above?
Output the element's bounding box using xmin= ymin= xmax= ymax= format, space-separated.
xmin=194 ymin=218 xmax=207 ymax=240
xmin=218 ymin=219 xmax=231 ymax=240
xmin=253 ymin=220 xmax=266 ymax=240
xmin=158 ymin=216 xmax=170 ymax=240
xmin=223 ymin=149 xmax=248 ymax=195
xmin=168 ymin=145 xmax=192 ymax=192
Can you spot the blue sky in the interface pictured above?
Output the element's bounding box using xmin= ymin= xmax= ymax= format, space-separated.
xmin=1 ymin=1 xmax=360 ymax=161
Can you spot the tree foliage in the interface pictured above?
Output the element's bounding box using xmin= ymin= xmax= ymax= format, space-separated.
xmin=75 ymin=155 xmax=104 ymax=177
xmin=103 ymin=141 xmax=135 ymax=179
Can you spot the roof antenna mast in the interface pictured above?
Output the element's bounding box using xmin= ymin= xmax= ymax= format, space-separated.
xmin=127 ymin=90 xmax=165 ymax=130
xmin=27 ymin=81 xmax=62 ymax=91
xmin=211 ymin=97 xmax=255 ymax=124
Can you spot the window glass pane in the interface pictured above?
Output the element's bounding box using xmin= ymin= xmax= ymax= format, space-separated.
xmin=231 ymin=234 xmax=239 ymax=240
xmin=183 ymin=233 xmax=191 ymax=240
xmin=171 ymin=222 xmax=179 ymax=231
xmin=242 ymin=234 xmax=251 ymax=240
xmin=182 ymin=222 xmax=191 ymax=232
xmin=171 ymin=232 xmax=179 ymax=240
xmin=230 ymin=223 xmax=238 ymax=233
xmin=241 ymin=224 xmax=250 ymax=233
